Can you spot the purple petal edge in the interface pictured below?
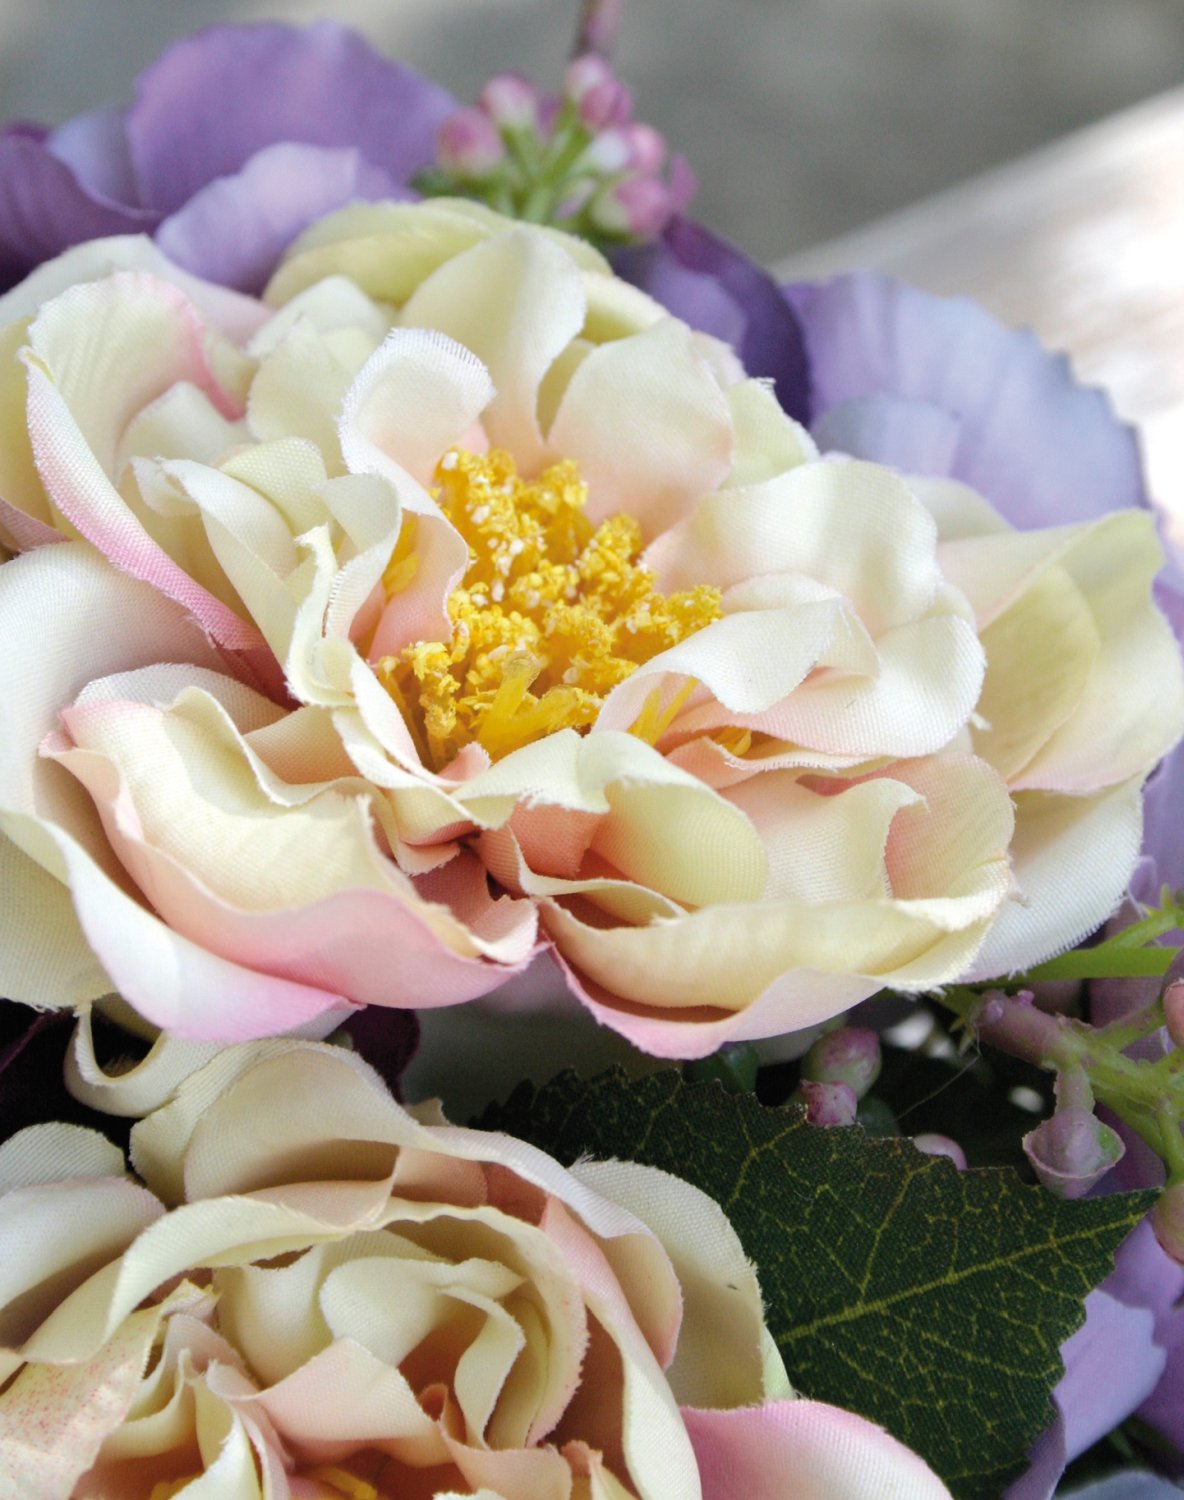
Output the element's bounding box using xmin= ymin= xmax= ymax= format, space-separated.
xmin=785 ymin=271 xmax=1146 ymax=528
xmin=613 ymin=217 xmax=811 ymax=422
xmin=156 ymin=142 xmax=404 ymax=294
xmin=127 ymin=20 xmax=457 ymax=215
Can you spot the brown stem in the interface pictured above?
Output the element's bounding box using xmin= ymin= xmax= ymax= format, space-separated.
xmin=575 ymin=0 xmax=626 ymax=58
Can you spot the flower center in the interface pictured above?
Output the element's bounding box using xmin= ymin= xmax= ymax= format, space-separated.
xmin=377 ymin=448 xmax=721 ymax=769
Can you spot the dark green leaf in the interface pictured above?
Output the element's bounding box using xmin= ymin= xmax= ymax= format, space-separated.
xmin=479 ymin=1067 xmax=1153 ymax=1500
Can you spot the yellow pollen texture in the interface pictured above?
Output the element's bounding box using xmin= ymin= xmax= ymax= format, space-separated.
xmin=378 ymin=448 xmax=721 ymax=768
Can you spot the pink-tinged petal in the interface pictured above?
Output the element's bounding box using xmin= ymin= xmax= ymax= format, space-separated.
xmin=7 ymin=809 xmax=355 ymax=1042
xmin=339 ymin=329 xmax=488 ymax=652
xmin=552 ymin=946 xmax=885 ymax=1061
xmin=126 ymin=20 xmax=456 ymax=215
xmin=0 ymin=235 xmax=268 ymax=344
xmin=341 ymin=327 xmax=495 ymax=490
xmin=0 ymin=498 xmax=64 ymax=553
xmin=0 ymin=1306 xmax=163 ymax=1498
xmin=0 ymin=135 xmax=157 ymax=291
xmin=0 ymin=543 xmax=222 ymax=842
xmin=546 ymin=318 xmax=733 ymax=539
xmin=23 ymin=274 xmax=264 ymax=652
xmin=683 ymin=1399 xmax=952 ymax=1499
xmin=157 ymin=142 xmax=402 ymax=295
xmin=399 ymin=229 xmax=588 ymax=473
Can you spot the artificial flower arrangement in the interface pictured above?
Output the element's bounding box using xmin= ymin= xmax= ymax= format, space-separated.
xmin=2 ymin=7 xmax=1184 ymax=1498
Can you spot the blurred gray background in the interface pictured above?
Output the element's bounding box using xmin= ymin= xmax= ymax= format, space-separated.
xmin=2 ymin=0 xmax=1183 ymax=265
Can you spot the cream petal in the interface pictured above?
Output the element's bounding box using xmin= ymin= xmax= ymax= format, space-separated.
xmin=647 ymin=461 xmax=942 ymax=635
xmin=0 ymin=1123 xmax=125 ymax=1195
xmin=972 ymin=561 xmax=1099 ymax=783
xmin=1013 ymin=512 xmax=1184 ymax=793
xmin=725 ymin=774 xmax=923 ymax=903
xmin=0 ymin=830 xmax=109 ymax=1007
xmin=400 ymin=229 xmax=588 ymax=472
xmin=0 ymin=234 xmax=267 ymax=340
xmin=571 ymin=1160 xmax=766 ymax=1410
xmin=724 ymin=378 xmax=817 ymax=487
xmin=541 ymin=1199 xmax=702 ymax=1500
xmin=340 ymin=325 xmax=496 ymax=489
xmin=0 ymin=1175 xmax=162 ymax=1358
xmin=546 ymin=319 xmax=733 ymax=539
xmin=23 ymin=274 xmax=261 ymax=650
xmin=966 ymin=779 xmax=1146 ymax=980
xmin=0 ymin=315 xmax=52 ymax=533
xmin=66 ymin=1008 xmax=222 ymax=1122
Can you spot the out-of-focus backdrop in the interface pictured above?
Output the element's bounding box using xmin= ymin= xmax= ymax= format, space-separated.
xmin=2 ymin=0 xmax=1183 ymax=265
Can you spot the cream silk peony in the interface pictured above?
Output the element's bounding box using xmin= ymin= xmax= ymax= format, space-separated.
xmin=0 ymin=1042 xmax=951 ymax=1499
xmin=0 ymin=201 xmax=1180 ymax=1055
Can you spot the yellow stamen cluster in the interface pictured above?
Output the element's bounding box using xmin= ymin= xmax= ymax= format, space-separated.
xmin=378 ymin=448 xmax=721 ymax=768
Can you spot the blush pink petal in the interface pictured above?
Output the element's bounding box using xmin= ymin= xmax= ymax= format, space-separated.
xmin=545 ymin=318 xmax=733 ymax=539
xmin=682 ymin=1399 xmax=952 ymax=1499
xmin=23 ymin=273 xmax=264 ymax=651
xmin=399 ymin=229 xmax=587 ymax=473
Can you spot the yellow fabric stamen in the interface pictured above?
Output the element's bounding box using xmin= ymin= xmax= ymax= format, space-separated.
xmin=307 ymin=1466 xmax=380 ymax=1500
xmin=378 ymin=448 xmax=720 ymax=768
xmin=148 ymin=1481 xmax=201 ymax=1500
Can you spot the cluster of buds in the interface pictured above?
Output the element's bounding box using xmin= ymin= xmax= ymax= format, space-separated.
xmin=418 ymin=55 xmax=696 ymax=244
xmin=795 ymin=1026 xmax=882 ymax=1127
xmin=965 ymin=981 xmax=1184 ymax=1260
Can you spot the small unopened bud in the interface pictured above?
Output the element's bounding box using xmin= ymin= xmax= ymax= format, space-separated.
xmin=589 ymin=175 xmax=672 ymax=239
xmin=577 ymin=78 xmax=633 ymax=130
xmin=913 ymin=1134 xmax=968 ymax=1170
xmin=1164 ymin=980 xmax=1184 ymax=1050
xmin=1023 ymin=1106 xmax=1125 ymax=1198
xmin=479 ymin=73 xmax=540 ymax=131
xmin=797 ymin=1079 xmax=858 ymax=1128
xmin=802 ymin=1027 xmax=882 ymax=1100
xmin=580 ymin=127 xmax=633 ymax=174
xmin=618 ymin=121 xmax=667 ymax=172
xmin=564 ymin=54 xmax=616 ymax=103
xmin=437 ymin=109 xmax=506 ymax=180
xmin=1151 ymin=1181 xmax=1184 ymax=1265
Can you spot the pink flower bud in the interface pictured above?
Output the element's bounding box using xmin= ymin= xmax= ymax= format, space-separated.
xmin=564 ymin=54 xmax=615 ymax=104
xmin=578 ymin=79 xmax=633 ymax=131
xmin=1022 ymin=1106 xmax=1125 ymax=1198
xmin=619 ymin=122 xmax=667 ymax=173
xmin=590 ymin=176 xmax=673 ymax=239
xmin=437 ymin=109 xmax=506 ymax=180
xmin=1151 ymin=1182 xmax=1184 ymax=1265
xmin=479 ymin=73 xmax=540 ymax=131
xmin=913 ymin=1134 xmax=968 ymax=1170
xmin=802 ymin=1027 xmax=882 ymax=1099
xmin=798 ymin=1079 xmax=859 ymax=1128
xmin=581 ymin=128 xmax=633 ymax=174
xmin=1164 ymin=980 xmax=1184 ymax=1050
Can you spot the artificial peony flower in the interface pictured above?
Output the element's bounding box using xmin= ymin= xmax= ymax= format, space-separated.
xmin=0 ymin=1041 xmax=951 ymax=1499
xmin=0 ymin=202 xmax=1180 ymax=1054
xmin=0 ymin=21 xmax=452 ymax=295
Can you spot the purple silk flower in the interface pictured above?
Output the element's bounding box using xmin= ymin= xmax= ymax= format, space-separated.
xmin=0 ymin=20 xmax=454 ymax=294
